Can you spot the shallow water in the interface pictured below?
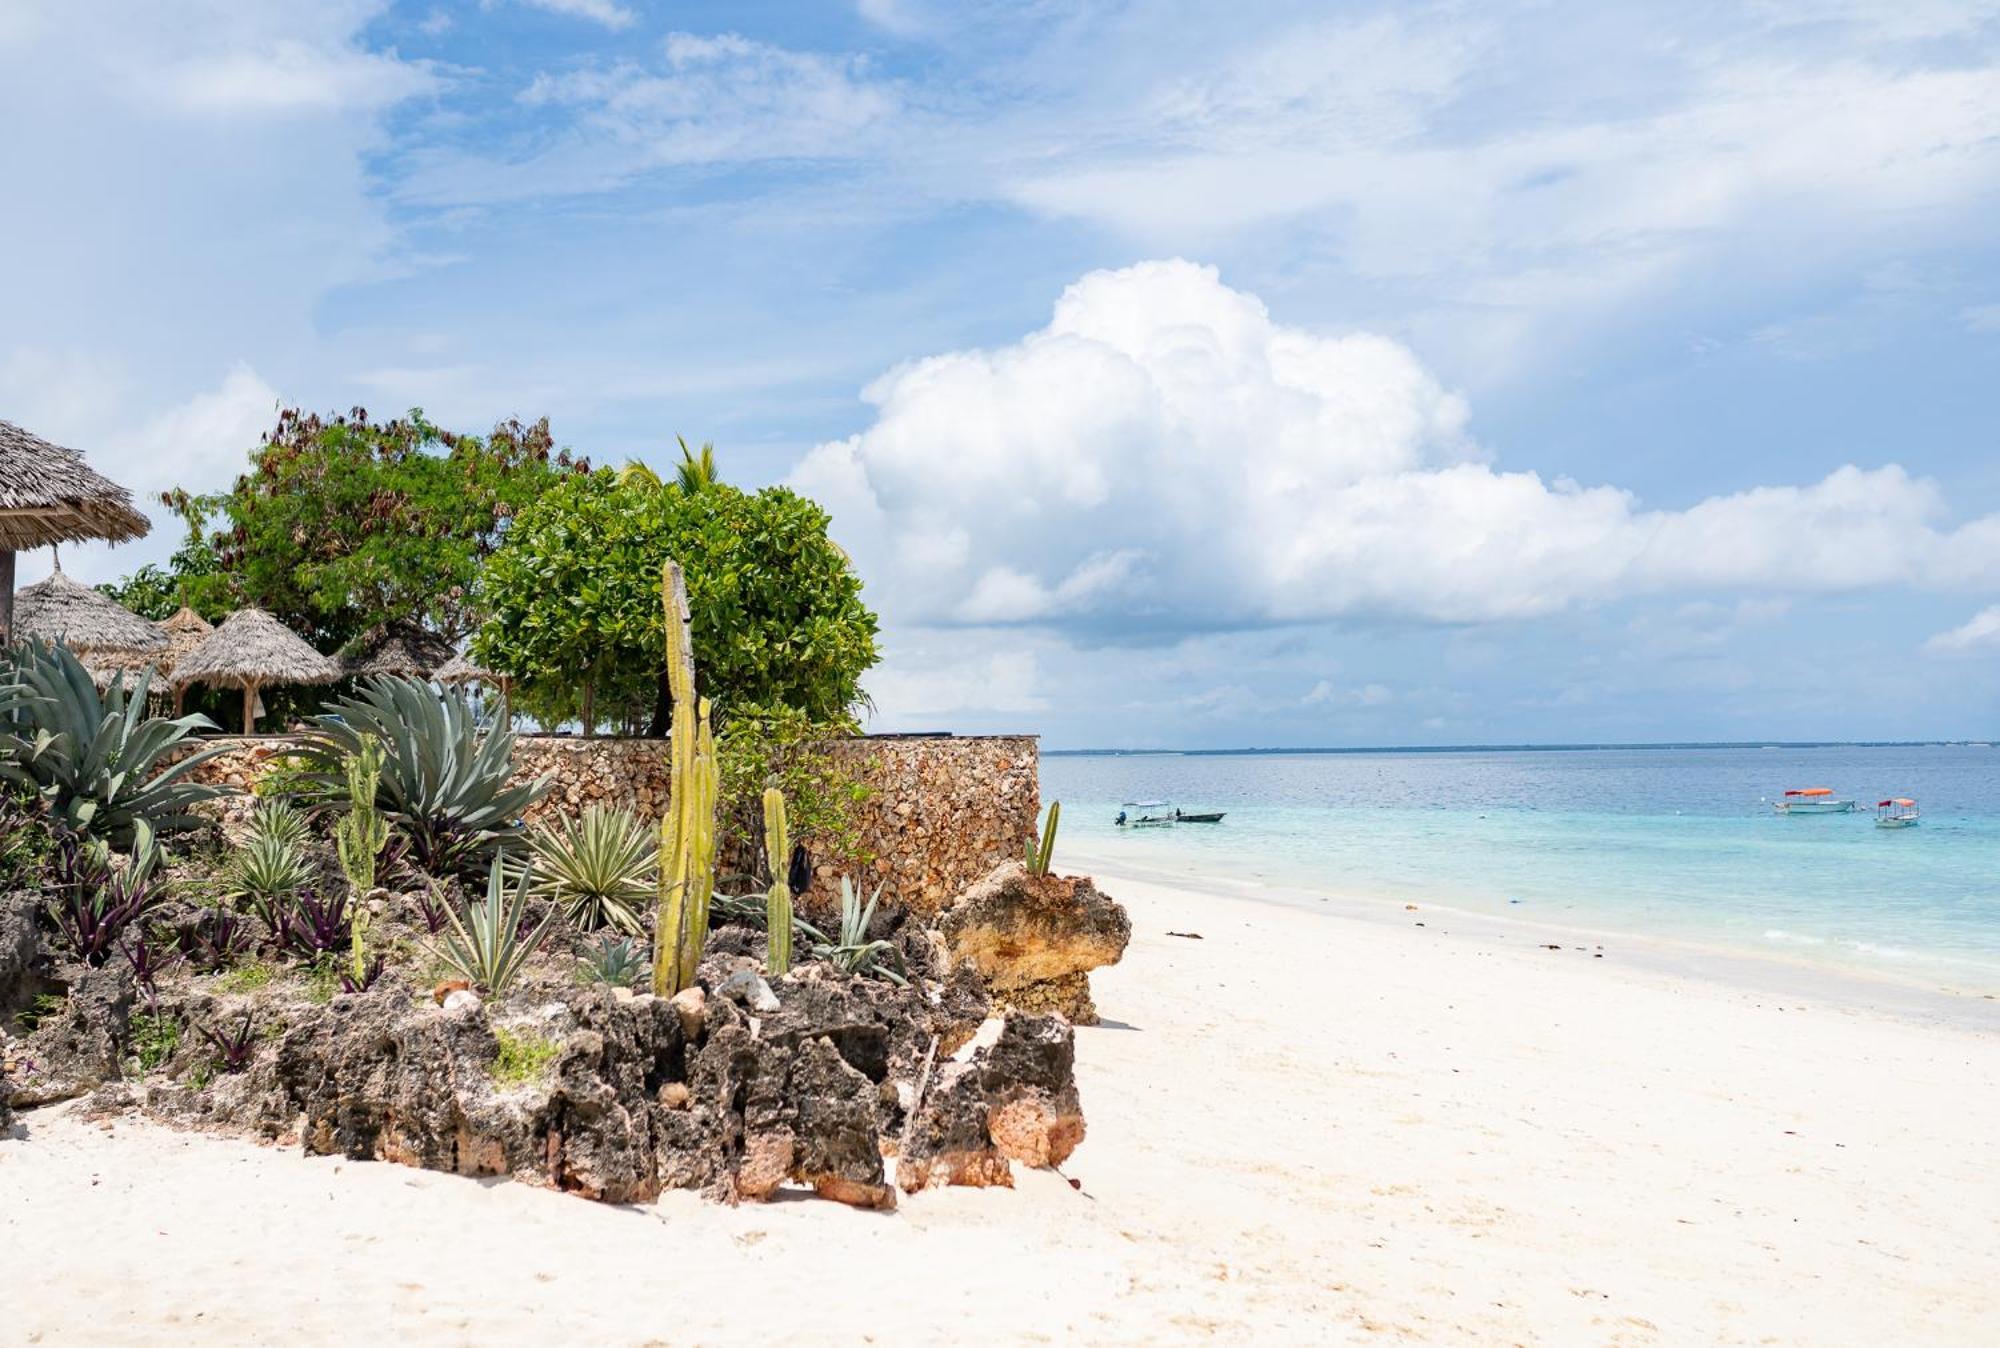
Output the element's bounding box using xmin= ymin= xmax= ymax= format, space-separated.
xmin=1043 ymin=744 xmax=2000 ymax=990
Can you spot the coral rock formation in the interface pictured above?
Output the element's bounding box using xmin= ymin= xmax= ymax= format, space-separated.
xmin=939 ymin=862 xmax=1132 ymax=1024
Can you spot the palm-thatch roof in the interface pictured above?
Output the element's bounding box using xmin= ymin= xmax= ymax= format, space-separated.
xmin=12 ymin=570 xmax=167 ymax=652
xmin=158 ymin=605 xmax=214 ymax=661
xmin=433 ymin=649 xmax=507 ymax=686
xmin=340 ymin=621 xmax=455 ymax=680
xmin=174 ymin=608 xmax=340 ymax=690
xmin=0 ymin=421 xmax=150 ymax=550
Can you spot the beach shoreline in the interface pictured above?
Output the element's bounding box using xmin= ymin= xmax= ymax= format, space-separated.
xmin=7 ymin=864 xmax=1999 ymax=1345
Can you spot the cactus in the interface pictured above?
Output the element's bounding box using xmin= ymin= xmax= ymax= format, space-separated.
xmin=763 ymin=787 xmax=793 ymax=976
xmin=653 ymin=561 xmax=721 ymax=996
xmin=335 ymin=734 xmax=389 ymax=985
xmin=1025 ymin=800 xmax=1060 ymax=876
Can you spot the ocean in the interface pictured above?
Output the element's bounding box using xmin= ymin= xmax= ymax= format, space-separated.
xmin=1042 ymin=743 xmax=2000 ymax=991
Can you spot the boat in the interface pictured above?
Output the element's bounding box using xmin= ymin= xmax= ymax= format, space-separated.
xmin=1773 ymin=787 xmax=1856 ymax=814
xmin=1116 ymin=800 xmax=1176 ymax=827
xmin=1875 ymin=797 xmax=1920 ymax=828
xmin=1173 ymin=808 xmax=1226 ymax=823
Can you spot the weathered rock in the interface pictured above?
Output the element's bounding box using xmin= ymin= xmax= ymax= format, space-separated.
xmin=14 ymin=962 xmax=135 ymax=1107
xmin=898 ymin=1011 xmax=1084 ymax=1193
xmin=939 ymin=862 xmax=1130 ymax=1025
xmin=669 ymin=986 xmax=706 ymax=1039
xmin=0 ymin=891 xmax=42 ymax=1017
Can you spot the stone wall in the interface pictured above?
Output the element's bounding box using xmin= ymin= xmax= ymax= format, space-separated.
xmin=173 ymin=733 xmax=1040 ymax=919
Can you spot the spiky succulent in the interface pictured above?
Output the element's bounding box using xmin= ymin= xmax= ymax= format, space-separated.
xmin=811 ymin=876 xmax=907 ymax=986
xmin=514 ymin=804 xmax=652 ymax=934
xmin=433 ymin=854 xmax=557 ymax=996
xmin=225 ymin=825 xmax=314 ymax=934
xmin=577 ymin=933 xmax=647 ymax=988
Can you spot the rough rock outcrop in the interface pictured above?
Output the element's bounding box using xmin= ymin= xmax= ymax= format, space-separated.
xmin=898 ymin=1012 xmax=1085 ymax=1192
xmin=939 ymin=862 xmax=1131 ymax=1024
xmin=13 ymin=962 xmax=135 ymax=1107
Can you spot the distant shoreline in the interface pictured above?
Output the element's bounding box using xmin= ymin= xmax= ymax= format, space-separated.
xmin=1046 ymin=740 xmax=1996 ymax=757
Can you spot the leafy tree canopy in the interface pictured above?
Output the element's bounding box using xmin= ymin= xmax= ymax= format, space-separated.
xmin=473 ymin=469 xmax=878 ymax=735
xmin=152 ymin=408 xmax=586 ymax=648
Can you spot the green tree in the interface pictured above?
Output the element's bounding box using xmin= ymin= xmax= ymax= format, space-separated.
xmin=163 ymin=408 xmax=584 ymax=648
xmin=472 ymin=469 xmax=878 ymax=736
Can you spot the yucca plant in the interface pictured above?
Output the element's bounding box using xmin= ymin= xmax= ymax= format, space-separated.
xmin=0 ymin=640 xmax=233 ymax=844
xmin=513 ymin=805 xmax=652 ymax=934
xmin=811 ymin=876 xmax=907 ymax=986
xmin=434 ymin=854 xmax=557 ymax=996
xmin=225 ymin=823 xmax=314 ymax=934
xmin=296 ymin=676 xmax=549 ymax=876
xmin=1024 ymin=800 xmax=1060 ymax=877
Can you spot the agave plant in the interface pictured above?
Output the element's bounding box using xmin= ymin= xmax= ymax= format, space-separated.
xmin=296 ymin=676 xmax=548 ymax=875
xmin=512 ymin=805 xmax=652 ymax=934
xmin=224 ymin=826 xmax=315 ymax=934
xmin=433 ymin=854 xmax=557 ymax=996
xmin=576 ymin=933 xmax=647 ymax=988
xmin=811 ymin=876 xmax=907 ymax=986
xmin=0 ymin=641 xmax=233 ymax=844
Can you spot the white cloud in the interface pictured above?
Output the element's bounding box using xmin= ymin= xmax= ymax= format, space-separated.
xmin=1303 ymin=681 xmax=1394 ymax=707
xmin=1924 ymin=606 xmax=2000 ymax=654
xmin=161 ymin=37 xmax=436 ymax=114
xmin=795 ymin=261 xmax=2000 ymax=634
xmin=518 ymin=0 xmax=636 ymax=31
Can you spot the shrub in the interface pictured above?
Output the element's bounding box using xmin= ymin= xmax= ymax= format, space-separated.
xmin=0 ymin=641 xmax=233 ymax=844
xmin=297 ymin=677 xmax=547 ymax=875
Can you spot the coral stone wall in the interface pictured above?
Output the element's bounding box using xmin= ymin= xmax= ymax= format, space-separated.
xmin=174 ymin=733 xmax=1040 ymax=918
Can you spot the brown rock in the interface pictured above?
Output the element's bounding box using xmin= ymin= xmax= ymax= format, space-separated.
xmin=939 ymin=862 xmax=1130 ymax=1025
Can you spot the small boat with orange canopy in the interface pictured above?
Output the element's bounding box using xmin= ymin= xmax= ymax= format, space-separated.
xmin=1875 ymin=798 xmax=1920 ymax=828
xmin=1773 ymin=787 xmax=1856 ymax=815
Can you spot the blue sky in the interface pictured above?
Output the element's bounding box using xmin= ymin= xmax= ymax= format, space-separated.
xmin=3 ymin=0 xmax=1998 ymax=747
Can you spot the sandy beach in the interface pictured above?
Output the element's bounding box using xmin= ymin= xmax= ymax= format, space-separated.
xmin=6 ymin=866 xmax=1998 ymax=1346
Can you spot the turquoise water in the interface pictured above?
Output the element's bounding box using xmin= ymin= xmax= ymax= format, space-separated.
xmin=1043 ymin=745 xmax=2000 ymax=990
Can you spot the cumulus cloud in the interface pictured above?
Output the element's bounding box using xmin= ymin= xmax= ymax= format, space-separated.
xmin=794 ymin=261 xmax=2000 ymax=635
xmin=516 ymin=0 xmax=636 ymax=30
xmin=1925 ymin=606 xmax=2000 ymax=655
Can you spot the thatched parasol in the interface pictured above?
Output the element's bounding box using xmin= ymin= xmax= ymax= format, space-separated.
xmin=157 ymin=606 xmax=214 ymax=713
xmin=341 ymin=621 xmax=455 ymax=680
xmin=12 ymin=568 xmax=167 ymax=655
xmin=0 ymin=420 xmax=150 ymax=642
xmin=172 ymin=608 xmax=340 ymax=733
xmin=434 ymin=648 xmax=515 ymax=729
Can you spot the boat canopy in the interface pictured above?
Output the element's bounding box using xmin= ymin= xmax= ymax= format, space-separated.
xmin=1784 ymin=788 xmax=1834 ymax=797
xmin=1877 ymin=798 xmax=1916 ymax=807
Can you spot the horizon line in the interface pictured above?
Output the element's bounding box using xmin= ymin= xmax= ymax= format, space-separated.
xmin=1043 ymin=739 xmax=1997 ymax=757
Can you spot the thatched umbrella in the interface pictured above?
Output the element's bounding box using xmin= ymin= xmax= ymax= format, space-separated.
xmin=172 ymin=608 xmax=340 ymax=733
xmin=12 ymin=568 xmax=169 ymax=689
xmin=341 ymin=621 xmax=455 ymax=680
xmin=434 ymin=649 xmax=514 ymax=729
xmin=0 ymin=420 xmax=150 ymax=642
xmin=157 ymin=606 xmax=214 ymax=714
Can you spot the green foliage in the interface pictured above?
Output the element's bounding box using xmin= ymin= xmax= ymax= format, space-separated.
xmin=158 ymin=409 xmax=584 ymax=649
xmin=0 ymin=642 xmax=233 ymax=844
xmin=653 ymin=564 xmax=720 ymax=996
xmin=0 ymin=787 xmax=52 ymax=892
xmin=576 ymin=933 xmax=647 ymax=988
xmin=1026 ymin=801 xmax=1061 ymax=876
xmin=763 ymin=788 xmax=792 ymax=976
xmin=717 ymin=704 xmax=872 ymax=874
xmin=434 ymin=856 xmax=556 ymax=996
xmin=130 ymin=1011 xmax=182 ymax=1072
xmin=490 ymin=1026 xmax=561 ymax=1085
xmin=297 ymin=677 xmax=548 ymax=876
xmin=225 ymin=808 xmax=314 ymax=933
xmin=814 ymin=876 xmax=907 ymax=986
xmin=215 ymin=960 xmax=277 ymax=993
xmin=473 ymin=468 xmax=879 ymax=735
xmin=516 ymin=805 xmax=652 ymax=934
xmin=674 ymin=436 xmax=719 ymax=493
xmin=95 ymin=564 xmax=183 ymax=621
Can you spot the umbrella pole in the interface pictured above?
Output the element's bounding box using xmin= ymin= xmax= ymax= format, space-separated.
xmin=0 ymin=549 xmax=13 ymax=644
xmin=243 ymin=680 xmax=257 ymax=735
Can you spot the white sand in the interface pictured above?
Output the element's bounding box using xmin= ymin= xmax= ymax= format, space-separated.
xmin=6 ymin=868 xmax=1999 ymax=1346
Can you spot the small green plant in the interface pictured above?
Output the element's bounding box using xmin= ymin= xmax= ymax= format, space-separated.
xmin=762 ymin=787 xmax=793 ymax=976
xmin=812 ymin=876 xmax=907 ymax=986
xmin=491 ymin=1026 xmax=561 ymax=1085
xmin=215 ymin=958 xmax=277 ymax=993
xmin=517 ymin=804 xmax=652 ymax=934
xmin=226 ymin=809 xmax=314 ymax=931
xmin=433 ymin=854 xmax=556 ymax=996
xmin=17 ymin=991 xmax=67 ymax=1032
xmin=302 ymin=956 xmax=342 ymax=1005
xmin=130 ymin=1011 xmax=181 ymax=1072
xmin=335 ymin=734 xmax=390 ymax=987
xmin=576 ymin=933 xmax=647 ymax=988
xmin=1025 ymin=801 xmax=1060 ymax=877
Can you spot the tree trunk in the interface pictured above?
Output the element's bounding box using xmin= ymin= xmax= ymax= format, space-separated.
xmin=581 ymin=678 xmax=595 ymax=739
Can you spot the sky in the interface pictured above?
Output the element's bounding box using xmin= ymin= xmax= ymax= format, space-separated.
xmin=2 ymin=0 xmax=1998 ymax=747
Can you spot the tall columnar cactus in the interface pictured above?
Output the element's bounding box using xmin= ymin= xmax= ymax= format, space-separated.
xmin=763 ymin=787 xmax=793 ymax=976
xmin=1025 ymin=800 xmax=1061 ymax=876
xmin=653 ymin=562 xmax=721 ymax=996
xmin=335 ymin=734 xmax=390 ymax=983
